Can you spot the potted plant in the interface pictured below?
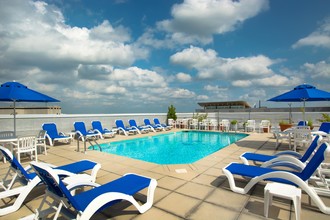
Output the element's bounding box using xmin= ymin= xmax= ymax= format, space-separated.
xmin=279 ymin=120 xmax=293 ymax=131
xmin=230 ymin=120 xmax=238 ymax=131
xmin=317 ymin=113 xmax=330 ymax=122
xmin=307 ymin=119 xmax=314 ymax=130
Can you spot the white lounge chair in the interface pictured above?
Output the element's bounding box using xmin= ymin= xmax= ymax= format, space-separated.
xmin=91 ymin=120 xmax=115 ymax=139
xmin=0 ymin=146 xmax=101 ymax=216
xmin=30 ymin=161 xmax=157 ymax=219
xmin=115 ymin=119 xmax=138 ymax=136
xmin=154 ymin=118 xmax=171 ymax=130
xmin=128 ymin=119 xmax=150 ymax=134
xmin=223 ymin=142 xmax=330 ymax=215
xmin=74 ymin=121 xmax=102 ymax=141
xmin=42 ymin=123 xmax=72 ymax=146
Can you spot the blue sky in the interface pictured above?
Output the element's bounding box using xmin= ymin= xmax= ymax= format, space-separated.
xmin=0 ymin=0 xmax=329 ymax=114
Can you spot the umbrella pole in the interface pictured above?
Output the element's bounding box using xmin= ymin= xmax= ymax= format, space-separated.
xmin=13 ymin=101 xmax=16 ymax=136
xmin=303 ymin=100 xmax=306 ymax=121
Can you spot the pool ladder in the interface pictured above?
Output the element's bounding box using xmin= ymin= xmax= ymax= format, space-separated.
xmin=88 ymin=138 xmax=102 ymax=152
xmin=77 ymin=136 xmax=102 ymax=153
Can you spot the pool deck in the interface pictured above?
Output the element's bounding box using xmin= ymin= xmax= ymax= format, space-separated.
xmin=0 ymin=129 xmax=329 ymax=219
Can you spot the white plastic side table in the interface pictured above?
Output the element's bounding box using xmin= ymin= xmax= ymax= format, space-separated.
xmin=264 ymin=182 xmax=301 ymax=220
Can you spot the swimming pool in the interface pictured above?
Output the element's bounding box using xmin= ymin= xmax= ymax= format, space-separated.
xmin=90 ymin=131 xmax=248 ymax=165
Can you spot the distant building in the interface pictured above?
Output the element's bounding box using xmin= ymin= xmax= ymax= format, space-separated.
xmin=198 ymin=101 xmax=251 ymax=110
xmin=197 ymin=100 xmax=330 ymax=113
xmin=0 ymin=106 xmax=61 ymax=114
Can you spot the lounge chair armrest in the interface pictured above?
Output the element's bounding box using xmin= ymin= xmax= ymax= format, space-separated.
xmin=262 ymin=161 xmax=304 ymax=172
xmin=261 ymin=156 xmax=305 ymax=169
xmin=274 ymin=151 xmax=302 ymax=158
xmin=66 ymin=180 xmax=100 ymax=191
xmin=59 ymin=132 xmax=67 ymax=136
xmin=37 ymin=162 xmax=57 ymax=168
xmin=311 ymin=131 xmax=328 ymax=136
xmin=52 ymin=169 xmax=77 ymax=177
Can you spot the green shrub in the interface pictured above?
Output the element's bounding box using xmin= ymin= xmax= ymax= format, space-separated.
xmin=166 ymin=105 xmax=177 ymax=121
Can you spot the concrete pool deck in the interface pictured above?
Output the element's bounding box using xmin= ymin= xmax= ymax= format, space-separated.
xmin=0 ymin=129 xmax=329 ymax=219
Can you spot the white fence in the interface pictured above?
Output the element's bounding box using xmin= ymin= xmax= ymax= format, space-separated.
xmin=0 ymin=111 xmax=327 ymax=136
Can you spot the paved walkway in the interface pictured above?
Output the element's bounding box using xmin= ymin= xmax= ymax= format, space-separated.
xmin=0 ymin=129 xmax=329 ymax=219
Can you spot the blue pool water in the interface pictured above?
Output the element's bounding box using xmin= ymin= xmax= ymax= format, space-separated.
xmin=90 ymin=131 xmax=248 ymax=165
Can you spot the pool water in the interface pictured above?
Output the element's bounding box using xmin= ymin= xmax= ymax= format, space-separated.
xmin=90 ymin=131 xmax=248 ymax=165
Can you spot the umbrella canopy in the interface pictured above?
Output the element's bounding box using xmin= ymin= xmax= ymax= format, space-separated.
xmin=0 ymin=81 xmax=60 ymax=135
xmin=268 ymin=84 xmax=330 ymax=120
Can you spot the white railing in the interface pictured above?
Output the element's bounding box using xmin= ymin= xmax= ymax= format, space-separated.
xmin=0 ymin=111 xmax=326 ymax=136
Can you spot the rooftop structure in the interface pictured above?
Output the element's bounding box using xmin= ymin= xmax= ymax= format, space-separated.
xmin=0 ymin=106 xmax=61 ymax=115
xmin=198 ymin=101 xmax=251 ymax=110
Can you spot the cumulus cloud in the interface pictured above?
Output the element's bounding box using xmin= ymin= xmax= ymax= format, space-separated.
xmin=233 ymin=74 xmax=301 ymax=88
xmin=171 ymin=88 xmax=196 ymax=98
xmin=0 ymin=0 xmax=139 ymax=77
xmin=293 ymin=18 xmax=330 ymax=49
xmin=170 ymin=46 xmax=276 ymax=80
xmin=239 ymin=88 xmax=266 ymax=100
xmin=176 ymin=72 xmax=192 ymax=82
xmin=157 ymin=0 xmax=269 ymax=44
xmin=111 ymin=67 xmax=167 ymax=87
xmin=204 ymin=85 xmax=227 ymax=92
xmin=196 ymin=95 xmax=209 ymax=100
xmin=304 ymin=61 xmax=330 ymax=78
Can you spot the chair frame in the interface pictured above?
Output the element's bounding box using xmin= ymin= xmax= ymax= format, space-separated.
xmin=74 ymin=121 xmax=102 ymax=142
xmin=0 ymin=146 xmax=100 ymax=216
xmin=222 ymin=142 xmax=330 ymax=215
xmin=36 ymin=130 xmax=47 ymax=155
xmin=42 ymin=123 xmax=72 ymax=146
xmin=115 ymin=120 xmax=137 ymax=136
xmin=128 ymin=119 xmax=150 ymax=134
xmin=220 ymin=119 xmax=230 ymax=132
xmin=259 ymin=120 xmax=271 ymax=133
xmin=11 ymin=136 xmax=37 ymax=162
xmin=143 ymin=119 xmax=163 ymax=132
xmin=153 ymin=118 xmax=171 ymax=130
xmin=245 ymin=120 xmax=256 ymax=132
xmin=240 ymin=135 xmax=322 ymax=171
xmin=91 ymin=120 xmax=115 ymax=139
xmin=30 ymin=162 xmax=157 ymax=220
xmin=293 ymin=126 xmax=312 ymax=151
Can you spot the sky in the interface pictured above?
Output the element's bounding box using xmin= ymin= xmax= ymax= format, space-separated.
xmin=0 ymin=0 xmax=330 ymax=114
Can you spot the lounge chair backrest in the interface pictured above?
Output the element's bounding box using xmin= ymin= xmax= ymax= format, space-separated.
xmin=74 ymin=122 xmax=88 ymax=134
xmin=144 ymin=119 xmax=151 ymax=125
xmin=300 ymin=135 xmax=321 ymax=163
xmin=297 ymin=121 xmax=307 ymax=126
xmin=92 ymin=121 xmax=102 ymax=131
xmin=115 ymin=120 xmax=125 ymax=128
xmin=31 ymin=162 xmax=81 ymax=211
xmin=319 ymin=122 xmax=330 ymax=133
xmin=129 ymin=119 xmax=137 ymax=127
xmin=300 ymin=142 xmax=329 ymax=181
xmin=0 ymin=146 xmax=33 ymax=180
xmin=154 ymin=118 xmax=160 ymax=124
xmin=42 ymin=123 xmax=59 ymax=138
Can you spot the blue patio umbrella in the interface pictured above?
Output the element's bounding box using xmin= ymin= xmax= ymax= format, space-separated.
xmin=0 ymin=81 xmax=60 ymax=135
xmin=268 ymin=84 xmax=330 ymax=121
